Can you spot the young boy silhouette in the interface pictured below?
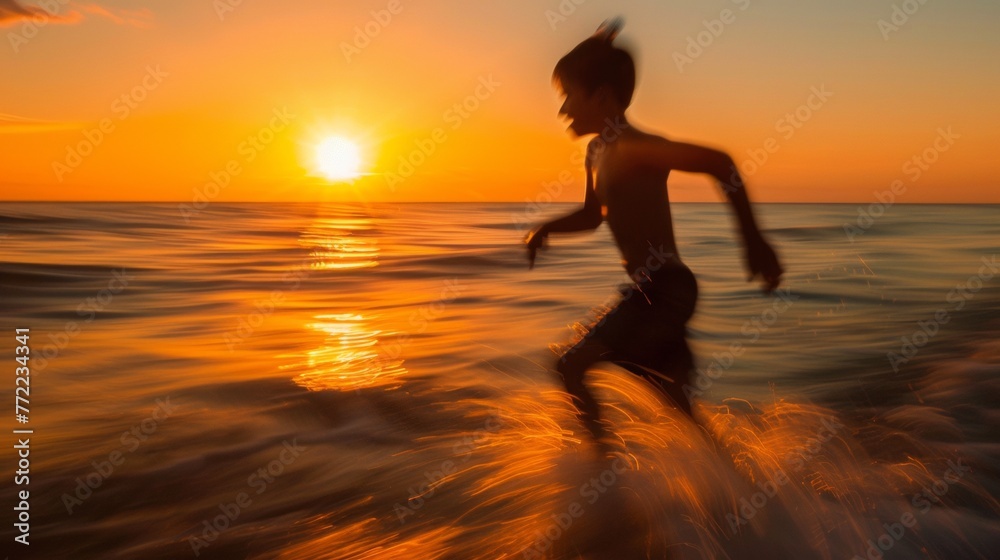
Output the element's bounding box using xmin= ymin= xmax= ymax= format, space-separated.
xmin=525 ymin=19 xmax=783 ymax=441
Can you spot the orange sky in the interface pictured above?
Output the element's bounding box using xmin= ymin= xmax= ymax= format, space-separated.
xmin=1 ymin=0 xmax=998 ymax=203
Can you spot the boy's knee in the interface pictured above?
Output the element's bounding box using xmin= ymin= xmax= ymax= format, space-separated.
xmin=555 ymin=353 xmax=571 ymax=372
xmin=555 ymin=357 xmax=578 ymax=384
xmin=557 ymin=348 xmax=590 ymax=372
xmin=556 ymin=355 xmax=591 ymax=390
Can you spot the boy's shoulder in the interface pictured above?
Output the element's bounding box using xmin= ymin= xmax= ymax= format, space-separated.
xmin=602 ymin=128 xmax=675 ymax=169
xmin=589 ymin=127 xmax=671 ymax=153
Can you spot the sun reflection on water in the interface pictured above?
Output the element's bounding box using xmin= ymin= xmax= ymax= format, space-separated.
xmin=299 ymin=216 xmax=379 ymax=270
xmin=283 ymin=208 xmax=409 ymax=391
xmin=290 ymin=313 xmax=407 ymax=391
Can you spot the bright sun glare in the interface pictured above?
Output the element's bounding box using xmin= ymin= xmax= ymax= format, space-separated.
xmin=315 ymin=136 xmax=362 ymax=181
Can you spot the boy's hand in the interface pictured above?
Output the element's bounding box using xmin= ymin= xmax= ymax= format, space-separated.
xmin=524 ymin=226 xmax=549 ymax=269
xmin=745 ymin=236 xmax=783 ymax=293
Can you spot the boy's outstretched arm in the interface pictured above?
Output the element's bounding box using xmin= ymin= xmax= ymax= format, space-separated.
xmin=657 ymin=140 xmax=784 ymax=292
xmin=525 ymin=147 xmax=603 ymax=269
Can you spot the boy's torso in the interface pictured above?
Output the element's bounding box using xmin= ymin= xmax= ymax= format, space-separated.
xmin=592 ymin=131 xmax=685 ymax=276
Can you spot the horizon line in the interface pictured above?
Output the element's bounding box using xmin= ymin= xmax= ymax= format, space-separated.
xmin=0 ymin=200 xmax=998 ymax=205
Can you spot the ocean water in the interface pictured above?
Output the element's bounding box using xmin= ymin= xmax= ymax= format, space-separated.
xmin=1 ymin=201 xmax=998 ymax=560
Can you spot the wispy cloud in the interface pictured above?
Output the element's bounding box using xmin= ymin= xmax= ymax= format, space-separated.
xmin=0 ymin=0 xmax=81 ymax=26
xmin=78 ymin=3 xmax=153 ymax=28
xmin=0 ymin=113 xmax=78 ymax=134
xmin=0 ymin=0 xmax=152 ymax=28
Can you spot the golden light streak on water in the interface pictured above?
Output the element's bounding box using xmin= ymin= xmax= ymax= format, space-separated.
xmin=283 ymin=210 xmax=408 ymax=391
xmin=299 ymin=213 xmax=380 ymax=270
xmin=286 ymin=313 xmax=408 ymax=391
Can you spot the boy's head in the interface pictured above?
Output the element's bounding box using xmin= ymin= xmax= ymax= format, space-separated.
xmin=553 ymin=18 xmax=635 ymax=136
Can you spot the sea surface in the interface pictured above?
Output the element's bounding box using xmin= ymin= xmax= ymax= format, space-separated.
xmin=1 ymin=202 xmax=999 ymax=559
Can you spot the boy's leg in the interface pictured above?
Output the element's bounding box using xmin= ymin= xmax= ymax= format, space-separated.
xmin=625 ymin=267 xmax=698 ymax=417
xmin=556 ymin=335 xmax=615 ymax=441
xmin=658 ymin=341 xmax=695 ymax=417
xmin=616 ymin=338 xmax=694 ymax=417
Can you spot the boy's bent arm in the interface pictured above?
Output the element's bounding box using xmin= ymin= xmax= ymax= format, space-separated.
xmin=658 ymin=140 xmax=783 ymax=290
xmin=538 ymin=142 xmax=603 ymax=235
xmin=538 ymin=195 xmax=602 ymax=234
xmin=524 ymin=152 xmax=602 ymax=268
xmin=524 ymin=195 xmax=600 ymax=269
xmin=658 ymin=140 xmax=762 ymax=241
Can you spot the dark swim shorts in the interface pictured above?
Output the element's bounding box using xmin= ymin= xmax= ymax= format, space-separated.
xmin=558 ymin=264 xmax=699 ymax=405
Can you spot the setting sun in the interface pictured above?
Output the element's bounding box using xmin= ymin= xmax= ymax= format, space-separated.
xmin=315 ymin=136 xmax=362 ymax=181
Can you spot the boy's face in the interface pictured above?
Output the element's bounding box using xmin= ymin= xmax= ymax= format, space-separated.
xmin=557 ymin=80 xmax=612 ymax=137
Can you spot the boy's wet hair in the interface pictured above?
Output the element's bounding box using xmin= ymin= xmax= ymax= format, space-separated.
xmin=553 ymin=18 xmax=635 ymax=107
